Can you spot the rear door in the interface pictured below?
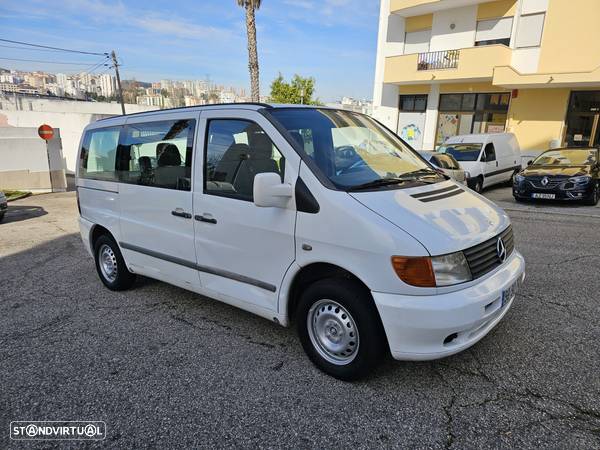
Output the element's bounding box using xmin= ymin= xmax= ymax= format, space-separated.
xmin=192 ymin=109 xmax=300 ymax=312
xmin=118 ymin=112 xmax=201 ymax=289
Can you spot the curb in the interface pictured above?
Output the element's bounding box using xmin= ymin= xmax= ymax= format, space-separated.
xmin=6 ymin=192 xmax=32 ymax=202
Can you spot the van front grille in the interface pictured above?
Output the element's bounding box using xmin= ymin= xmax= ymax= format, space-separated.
xmin=463 ymin=226 xmax=514 ymax=280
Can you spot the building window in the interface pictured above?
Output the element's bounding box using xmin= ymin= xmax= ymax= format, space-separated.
xmin=475 ymin=17 xmax=513 ymax=47
xmin=515 ymin=13 xmax=545 ymax=48
xmin=436 ymin=93 xmax=510 ymax=145
xmin=399 ymin=95 xmax=427 ymax=112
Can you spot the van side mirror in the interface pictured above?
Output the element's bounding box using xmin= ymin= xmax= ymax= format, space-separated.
xmin=527 ymin=160 xmax=533 ymax=166
xmin=253 ymin=173 xmax=293 ymax=208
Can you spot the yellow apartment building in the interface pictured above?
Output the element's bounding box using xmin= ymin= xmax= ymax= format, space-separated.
xmin=372 ymin=0 xmax=600 ymax=154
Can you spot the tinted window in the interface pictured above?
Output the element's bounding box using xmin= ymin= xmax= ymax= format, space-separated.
xmin=484 ymin=143 xmax=496 ymax=161
xmin=79 ymin=127 xmax=120 ymax=181
xmin=533 ymin=149 xmax=598 ymax=166
xmin=205 ymin=120 xmax=285 ymax=201
xmin=119 ymin=119 xmax=196 ymax=191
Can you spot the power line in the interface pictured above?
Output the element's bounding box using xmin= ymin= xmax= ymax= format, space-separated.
xmin=0 ymin=56 xmax=106 ymax=66
xmin=0 ymin=43 xmax=78 ymax=53
xmin=0 ymin=38 xmax=107 ymax=56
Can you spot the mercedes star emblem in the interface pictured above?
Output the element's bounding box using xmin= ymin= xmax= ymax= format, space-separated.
xmin=497 ymin=238 xmax=507 ymax=262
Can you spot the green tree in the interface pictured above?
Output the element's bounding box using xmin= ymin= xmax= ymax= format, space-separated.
xmin=270 ymin=73 xmax=319 ymax=105
xmin=237 ymin=0 xmax=261 ymax=102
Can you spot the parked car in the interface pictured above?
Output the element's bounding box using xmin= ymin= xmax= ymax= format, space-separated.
xmin=513 ymin=147 xmax=599 ymax=205
xmin=418 ymin=151 xmax=468 ymax=184
xmin=0 ymin=191 xmax=7 ymax=222
xmin=76 ymin=104 xmax=525 ymax=380
xmin=438 ymin=133 xmax=522 ymax=193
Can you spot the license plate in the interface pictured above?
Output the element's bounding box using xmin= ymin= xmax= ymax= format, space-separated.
xmin=532 ymin=193 xmax=555 ymax=199
xmin=502 ymin=281 xmax=519 ymax=307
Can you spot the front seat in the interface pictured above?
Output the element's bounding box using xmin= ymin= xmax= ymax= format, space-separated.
xmin=154 ymin=143 xmax=185 ymax=189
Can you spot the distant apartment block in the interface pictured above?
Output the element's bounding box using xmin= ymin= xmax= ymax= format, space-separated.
xmin=373 ymin=0 xmax=600 ymax=152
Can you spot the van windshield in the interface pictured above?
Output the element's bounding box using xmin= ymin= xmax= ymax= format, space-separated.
xmin=268 ymin=108 xmax=442 ymax=190
xmin=438 ymin=143 xmax=482 ymax=162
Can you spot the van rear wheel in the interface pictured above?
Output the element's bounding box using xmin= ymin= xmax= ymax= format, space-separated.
xmin=94 ymin=234 xmax=136 ymax=291
xmin=296 ymin=278 xmax=386 ymax=381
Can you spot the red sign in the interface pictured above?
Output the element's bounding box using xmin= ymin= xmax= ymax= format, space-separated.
xmin=38 ymin=124 xmax=54 ymax=140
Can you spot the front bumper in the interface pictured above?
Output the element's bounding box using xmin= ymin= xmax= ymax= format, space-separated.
xmin=513 ymin=181 xmax=594 ymax=201
xmin=373 ymin=251 xmax=525 ymax=361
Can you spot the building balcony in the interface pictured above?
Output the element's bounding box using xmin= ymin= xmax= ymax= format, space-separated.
xmin=390 ymin=0 xmax=491 ymax=16
xmin=383 ymin=45 xmax=512 ymax=85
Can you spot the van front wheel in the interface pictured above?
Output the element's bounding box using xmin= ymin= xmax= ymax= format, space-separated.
xmin=94 ymin=235 xmax=136 ymax=291
xmin=296 ymin=279 xmax=386 ymax=381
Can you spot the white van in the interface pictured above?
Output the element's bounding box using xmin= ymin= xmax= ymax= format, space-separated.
xmin=438 ymin=133 xmax=522 ymax=193
xmin=76 ymin=104 xmax=525 ymax=380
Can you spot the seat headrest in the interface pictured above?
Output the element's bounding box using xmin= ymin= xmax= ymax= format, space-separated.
xmin=289 ymin=131 xmax=305 ymax=148
xmin=139 ymin=156 xmax=152 ymax=170
xmin=157 ymin=143 xmax=181 ymax=167
xmin=249 ymin=132 xmax=273 ymax=159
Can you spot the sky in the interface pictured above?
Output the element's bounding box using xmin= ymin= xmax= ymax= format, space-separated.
xmin=0 ymin=0 xmax=381 ymax=102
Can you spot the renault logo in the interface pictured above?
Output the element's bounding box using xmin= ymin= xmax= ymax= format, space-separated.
xmin=497 ymin=238 xmax=507 ymax=262
xmin=541 ymin=176 xmax=549 ymax=186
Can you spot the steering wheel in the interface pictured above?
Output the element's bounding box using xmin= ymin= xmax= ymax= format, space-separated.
xmin=336 ymin=146 xmax=357 ymax=159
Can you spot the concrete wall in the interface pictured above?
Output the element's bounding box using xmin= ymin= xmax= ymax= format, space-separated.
xmin=0 ymin=96 xmax=156 ymax=173
xmin=0 ymin=127 xmax=67 ymax=193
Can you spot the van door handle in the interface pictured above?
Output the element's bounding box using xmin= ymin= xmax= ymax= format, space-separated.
xmin=171 ymin=209 xmax=192 ymax=219
xmin=195 ymin=214 xmax=217 ymax=224
xmin=496 ymin=161 xmax=499 ymax=167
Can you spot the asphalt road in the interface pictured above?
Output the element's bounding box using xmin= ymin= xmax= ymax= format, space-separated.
xmin=1 ymin=190 xmax=599 ymax=449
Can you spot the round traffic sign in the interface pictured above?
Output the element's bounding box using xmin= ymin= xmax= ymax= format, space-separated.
xmin=38 ymin=124 xmax=54 ymax=140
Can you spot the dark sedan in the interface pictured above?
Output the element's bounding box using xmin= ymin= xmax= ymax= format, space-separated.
xmin=513 ymin=148 xmax=599 ymax=205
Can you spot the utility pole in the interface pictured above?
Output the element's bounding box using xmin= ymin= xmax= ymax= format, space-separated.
xmin=111 ymin=50 xmax=125 ymax=115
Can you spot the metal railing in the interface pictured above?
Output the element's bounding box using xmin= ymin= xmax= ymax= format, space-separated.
xmin=417 ymin=50 xmax=460 ymax=71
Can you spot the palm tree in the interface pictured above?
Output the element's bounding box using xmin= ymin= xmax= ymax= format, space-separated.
xmin=237 ymin=0 xmax=261 ymax=102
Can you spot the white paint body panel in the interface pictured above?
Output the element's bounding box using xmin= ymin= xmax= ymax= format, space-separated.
xmin=444 ymin=133 xmax=522 ymax=188
xmin=76 ymin=105 xmax=525 ymax=362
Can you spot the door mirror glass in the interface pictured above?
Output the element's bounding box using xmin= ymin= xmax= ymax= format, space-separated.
xmin=527 ymin=160 xmax=533 ymax=166
xmin=253 ymin=173 xmax=292 ymax=208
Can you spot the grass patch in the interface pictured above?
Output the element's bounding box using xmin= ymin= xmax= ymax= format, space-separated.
xmin=3 ymin=190 xmax=31 ymax=201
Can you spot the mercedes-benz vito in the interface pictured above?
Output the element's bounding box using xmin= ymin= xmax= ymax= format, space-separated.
xmin=76 ymin=104 xmax=525 ymax=380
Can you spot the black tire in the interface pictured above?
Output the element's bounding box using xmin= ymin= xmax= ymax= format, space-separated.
xmin=296 ymin=278 xmax=387 ymax=381
xmin=0 ymin=212 xmax=4 ymax=223
xmin=584 ymin=182 xmax=599 ymax=206
xmin=94 ymin=234 xmax=136 ymax=291
xmin=473 ymin=177 xmax=483 ymax=194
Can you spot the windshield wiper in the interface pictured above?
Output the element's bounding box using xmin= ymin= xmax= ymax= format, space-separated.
xmin=346 ymin=178 xmax=407 ymax=191
xmin=400 ymin=168 xmax=440 ymax=178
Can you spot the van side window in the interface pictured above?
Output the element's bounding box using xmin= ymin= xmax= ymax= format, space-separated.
xmin=484 ymin=143 xmax=496 ymax=162
xmin=79 ymin=127 xmax=120 ymax=181
xmin=118 ymin=119 xmax=196 ymax=191
xmin=205 ymin=119 xmax=285 ymax=202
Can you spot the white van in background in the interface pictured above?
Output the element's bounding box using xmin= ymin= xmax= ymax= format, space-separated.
xmin=438 ymin=133 xmax=522 ymax=193
xmin=76 ymin=104 xmax=525 ymax=380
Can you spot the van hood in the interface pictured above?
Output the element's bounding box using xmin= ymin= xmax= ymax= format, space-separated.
xmin=350 ymin=181 xmax=510 ymax=255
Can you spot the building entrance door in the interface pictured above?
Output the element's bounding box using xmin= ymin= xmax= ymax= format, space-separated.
xmin=564 ymin=91 xmax=600 ymax=147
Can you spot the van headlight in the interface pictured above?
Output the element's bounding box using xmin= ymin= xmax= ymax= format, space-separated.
xmin=391 ymin=252 xmax=472 ymax=287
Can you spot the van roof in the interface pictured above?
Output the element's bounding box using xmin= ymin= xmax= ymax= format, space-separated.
xmin=95 ymin=102 xmax=338 ymax=122
xmin=444 ymin=133 xmax=516 ymax=144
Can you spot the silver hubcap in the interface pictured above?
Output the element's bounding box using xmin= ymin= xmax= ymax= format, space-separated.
xmin=99 ymin=244 xmax=118 ymax=283
xmin=307 ymin=299 xmax=359 ymax=365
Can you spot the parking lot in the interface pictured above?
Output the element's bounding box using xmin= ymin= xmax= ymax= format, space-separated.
xmin=1 ymin=189 xmax=599 ymax=448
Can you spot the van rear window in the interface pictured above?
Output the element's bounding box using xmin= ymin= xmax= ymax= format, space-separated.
xmin=79 ymin=127 xmax=120 ymax=181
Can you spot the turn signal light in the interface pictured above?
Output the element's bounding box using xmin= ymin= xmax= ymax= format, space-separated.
xmin=391 ymin=256 xmax=436 ymax=287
